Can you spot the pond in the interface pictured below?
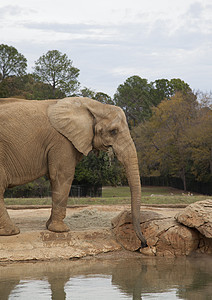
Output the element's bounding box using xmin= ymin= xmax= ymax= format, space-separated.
xmin=0 ymin=253 xmax=211 ymax=300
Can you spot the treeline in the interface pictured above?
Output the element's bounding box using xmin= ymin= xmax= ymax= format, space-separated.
xmin=132 ymin=91 xmax=212 ymax=192
xmin=1 ymin=44 xmax=211 ymax=195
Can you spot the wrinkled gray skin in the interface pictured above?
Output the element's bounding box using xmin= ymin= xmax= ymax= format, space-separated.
xmin=0 ymin=97 xmax=147 ymax=248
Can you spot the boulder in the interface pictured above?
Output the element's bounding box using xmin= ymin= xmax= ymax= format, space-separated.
xmin=111 ymin=210 xmax=164 ymax=253
xmin=111 ymin=210 xmax=199 ymax=257
xmin=176 ymin=200 xmax=212 ymax=238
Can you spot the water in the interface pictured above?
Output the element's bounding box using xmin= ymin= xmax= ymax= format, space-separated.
xmin=0 ymin=254 xmax=211 ymax=300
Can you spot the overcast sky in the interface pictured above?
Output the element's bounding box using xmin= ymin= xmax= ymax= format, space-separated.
xmin=0 ymin=0 xmax=211 ymax=96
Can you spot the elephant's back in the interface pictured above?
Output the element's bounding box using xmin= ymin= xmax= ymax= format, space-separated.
xmin=0 ymin=98 xmax=28 ymax=105
xmin=0 ymin=100 xmax=55 ymax=143
xmin=0 ymin=100 xmax=56 ymax=183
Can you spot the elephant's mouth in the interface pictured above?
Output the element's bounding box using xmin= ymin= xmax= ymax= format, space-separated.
xmin=101 ymin=144 xmax=110 ymax=151
xmin=93 ymin=137 xmax=112 ymax=152
xmin=92 ymin=146 xmax=114 ymax=160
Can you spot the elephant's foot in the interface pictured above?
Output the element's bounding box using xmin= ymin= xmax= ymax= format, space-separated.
xmin=0 ymin=223 xmax=20 ymax=236
xmin=46 ymin=218 xmax=70 ymax=233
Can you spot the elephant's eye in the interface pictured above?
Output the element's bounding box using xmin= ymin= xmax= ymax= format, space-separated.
xmin=110 ymin=129 xmax=118 ymax=136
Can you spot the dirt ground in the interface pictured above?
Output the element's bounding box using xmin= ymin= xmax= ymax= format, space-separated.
xmin=0 ymin=205 xmax=184 ymax=262
xmin=8 ymin=204 xmax=182 ymax=232
xmin=8 ymin=205 xmax=127 ymax=232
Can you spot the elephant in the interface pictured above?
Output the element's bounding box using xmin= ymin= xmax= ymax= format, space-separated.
xmin=0 ymin=97 xmax=147 ymax=248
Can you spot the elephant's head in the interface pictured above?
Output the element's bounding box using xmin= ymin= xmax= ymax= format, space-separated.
xmin=48 ymin=97 xmax=147 ymax=247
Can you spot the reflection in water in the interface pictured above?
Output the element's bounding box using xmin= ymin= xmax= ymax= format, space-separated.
xmin=0 ymin=253 xmax=211 ymax=299
xmin=10 ymin=280 xmax=51 ymax=299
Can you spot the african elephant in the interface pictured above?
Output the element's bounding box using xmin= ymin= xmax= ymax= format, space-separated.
xmin=0 ymin=97 xmax=147 ymax=247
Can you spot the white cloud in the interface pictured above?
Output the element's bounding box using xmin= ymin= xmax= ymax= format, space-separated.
xmin=0 ymin=0 xmax=211 ymax=95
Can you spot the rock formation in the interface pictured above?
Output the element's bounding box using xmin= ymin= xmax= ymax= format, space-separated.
xmin=112 ymin=200 xmax=212 ymax=256
xmin=176 ymin=199 xmax=212 ymax=254
xmin=176 ymin=199 xmax=212 ymax=238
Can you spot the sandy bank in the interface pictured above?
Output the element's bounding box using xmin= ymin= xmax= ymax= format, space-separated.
xmin=0 ymin=205 xmax=183 ymax=262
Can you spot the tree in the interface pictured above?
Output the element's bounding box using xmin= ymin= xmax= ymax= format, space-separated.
xmin=80 ymin=87 xmax=95 ymax=98
xmin=114 ymin=75 xmax=153 ymax=126
xmin=150 ymin=78 xmax=192 ymax=107
xmin=80 ymin=87 xmax=114 ymax=104
xmin=196 ymin=90 xmax=212 ymax=109
xmin=185 ymin=105 xmax=212 ymax=183
xmin=0 ymin=44 xmax=27 ymax=80
xmin=33 ymin=50 xmax=80 ymax=97
xmin=94 ymin=92 xmax=114 ymax=105
xmin=133 ymin=92 xmax=200 ymax=190
xmin=0 ymin=74 xmax=66 ymax=99
xmin=74 ymin=151 xmax=125 ymax=186
xmin=113 ymin=76 xmax=191 ymax=127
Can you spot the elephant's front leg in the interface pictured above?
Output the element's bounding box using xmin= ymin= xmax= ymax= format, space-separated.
xmin=46 ymin=172 xmax=73 ymax=233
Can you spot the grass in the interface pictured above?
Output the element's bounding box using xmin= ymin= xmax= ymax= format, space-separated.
xmin=5 ymin=186 xmax=211 ymax=206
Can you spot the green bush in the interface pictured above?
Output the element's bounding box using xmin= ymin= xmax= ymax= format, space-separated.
xmin=5 ymin=177 xmax=51 ymax=198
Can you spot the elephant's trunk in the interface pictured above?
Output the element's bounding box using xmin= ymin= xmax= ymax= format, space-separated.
xmin=114 ymin=139 xmax=147 ymax=248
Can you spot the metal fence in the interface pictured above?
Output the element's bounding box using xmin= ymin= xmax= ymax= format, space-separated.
xmin=141 ymin=176 xmax=212 ymax=195
xmin=69 ymin=185 xmax=102 ymax=197
xmin=5 ymin=183 xmax=102 ymax=198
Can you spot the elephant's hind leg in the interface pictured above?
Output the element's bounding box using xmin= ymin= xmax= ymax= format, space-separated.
xmin=0 ymin=190 xmax=20 ymax=235
xmin=0 ymin=150 xmax=20 ymax=235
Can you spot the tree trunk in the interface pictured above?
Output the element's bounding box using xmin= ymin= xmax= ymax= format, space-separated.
xmin=181 ymin=167 xmax=187 ymax=191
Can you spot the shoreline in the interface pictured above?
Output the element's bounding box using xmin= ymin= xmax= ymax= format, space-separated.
xmin=0 ymin=205 xmax=209 ymax=263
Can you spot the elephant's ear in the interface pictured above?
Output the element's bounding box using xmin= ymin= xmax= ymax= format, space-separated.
xmin=47 ymin=98 xmax=94 ymax=156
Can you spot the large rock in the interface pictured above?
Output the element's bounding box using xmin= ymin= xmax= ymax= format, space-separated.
xmin=111 ymin=210 xmax=199 ymax=257
xmin=176 ymin=200 xmax=212 ymax=238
